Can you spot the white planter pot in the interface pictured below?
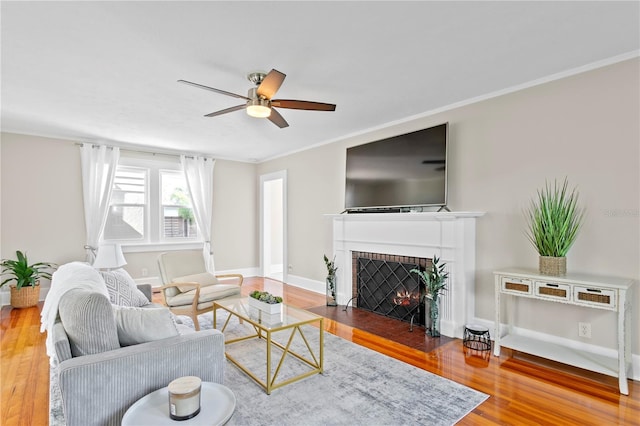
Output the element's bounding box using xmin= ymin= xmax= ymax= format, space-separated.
xmin=247 ymin=296 xmax=282 ymax=314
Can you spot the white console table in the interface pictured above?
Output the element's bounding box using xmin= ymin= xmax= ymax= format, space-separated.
xmin=493 ymin=268 xmax=634 ymax=395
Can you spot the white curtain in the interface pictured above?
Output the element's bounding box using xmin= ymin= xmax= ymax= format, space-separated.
xmin=80 ymin=144 xmax=120 ymax=263
xmin=181 ymin=155 xmax=216 ymax=272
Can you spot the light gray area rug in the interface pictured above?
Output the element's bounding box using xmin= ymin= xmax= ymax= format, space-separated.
xmin=181 ymin=312 xmax=489 ymax=426
xmin=50 ymin=311 xmax=488 ymax=425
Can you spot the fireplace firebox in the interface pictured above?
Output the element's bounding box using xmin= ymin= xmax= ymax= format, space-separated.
xmin=352 ymin=251 xmax=430 ymax=328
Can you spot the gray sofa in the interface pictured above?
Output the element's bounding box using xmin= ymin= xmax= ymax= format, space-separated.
xmin=51 ymin=284 xmax=225 ymax=426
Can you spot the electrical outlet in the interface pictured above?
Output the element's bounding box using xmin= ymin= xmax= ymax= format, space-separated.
xmin=141 ymin=268 xmax=148 ymax=277
xmin=578 ymin=322 xmax=591 ymax=338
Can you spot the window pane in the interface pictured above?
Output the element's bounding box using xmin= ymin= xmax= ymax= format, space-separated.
xmin=104 ymin=206 xmax=145 ymax=240
xmin=111 ymin=190 xmax=145 ymax=204
xmin=161 ymin=172 xmax=191 ymax=206
xmin=163 ymin=207 xmax=197 ymax=238
xmin=113 ymin=170 xmax=146 ymax=202
xmin=161 ymin=170 xmax=197 ymax=239
xmin=104 ymin=166 xmax=147 ymax=241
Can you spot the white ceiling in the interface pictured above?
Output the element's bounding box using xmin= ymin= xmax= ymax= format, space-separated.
xmin=2 ymin=1 xmax=638 ymax=162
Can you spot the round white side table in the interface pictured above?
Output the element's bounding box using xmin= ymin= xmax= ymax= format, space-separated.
xmin=122 ymin=382 xmax=236 ymax=425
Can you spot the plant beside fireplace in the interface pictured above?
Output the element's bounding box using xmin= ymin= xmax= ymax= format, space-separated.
xmin=410 ymin=256 xmax=448 ymax=337
xmin=323 ymin=255 xmax=338 ymax=306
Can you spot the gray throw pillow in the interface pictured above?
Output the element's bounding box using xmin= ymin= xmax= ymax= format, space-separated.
xmin=99 ymin=268 xmax=149 ymax=307
xmin=112 ymin=305 xmax=180 ymax=346
xmin=59 ymin=289 xmax=120 ymax=357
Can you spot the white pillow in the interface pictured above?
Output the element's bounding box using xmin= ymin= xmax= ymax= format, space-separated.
xmin=172 ymin=272 xmax=220 ymax=292
xmin=112 ymin=305 xmax=180 ymax=346
xmin=100 ymin=268 xmax=150 ymax=307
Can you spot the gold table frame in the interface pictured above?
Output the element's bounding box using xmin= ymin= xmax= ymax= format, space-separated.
xmin=213 ymin=297 xmax=324 ymax=394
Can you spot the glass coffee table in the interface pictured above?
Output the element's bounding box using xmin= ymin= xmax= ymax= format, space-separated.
xmin=213 ymin=297 xmax=324 ymax=394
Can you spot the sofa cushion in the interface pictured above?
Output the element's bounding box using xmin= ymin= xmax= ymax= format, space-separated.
xmin=172 ymin=271 xmax=220 ymax=292
xmin=166 ymin=284 xmax=241 ymax=309
xmin=58 ymin=289 xmax=120 ymax=357
xmin=99 ymin=268 xmax=149 ymax=307
xmin=113 ymin=305 xmax=180 ymax=346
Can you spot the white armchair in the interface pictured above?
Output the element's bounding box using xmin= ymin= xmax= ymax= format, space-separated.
xmin=157 ymin=250 xmax=243 ymax=330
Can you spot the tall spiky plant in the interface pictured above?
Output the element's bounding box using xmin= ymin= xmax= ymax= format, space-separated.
xmin=410 ymin=256 xmax=449 ymax=302
xmin=525 ymin=178 xmax=585 ymax=257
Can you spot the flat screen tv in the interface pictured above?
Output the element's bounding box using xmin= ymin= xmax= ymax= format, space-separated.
xmin=345 ymin=122 xmax=448 ymax=212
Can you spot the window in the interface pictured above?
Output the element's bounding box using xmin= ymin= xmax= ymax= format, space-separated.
xmin=103 ymin=153 xmax=199 ymax=247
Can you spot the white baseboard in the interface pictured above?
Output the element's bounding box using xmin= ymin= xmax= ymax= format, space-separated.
xmin=471 ymin=317 xmax=640 ymax=382
xmin=1 ymin=289 xmax=9 ymax=307
xmin=217 ymin=266 xmax=261 ymax=278
xmin=284 ymin=274 xmax=324 ymax=295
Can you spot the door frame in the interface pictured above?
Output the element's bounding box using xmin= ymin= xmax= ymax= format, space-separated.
xmin=259 ymin=170 xmax=287 ymax=282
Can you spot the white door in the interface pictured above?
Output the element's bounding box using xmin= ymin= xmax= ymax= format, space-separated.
xmin=260 ymin=171 xmax=287 ymax=281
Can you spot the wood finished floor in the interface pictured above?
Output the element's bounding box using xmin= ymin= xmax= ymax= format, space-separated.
xmin=1 ymin=276 xmax=638 ymax=425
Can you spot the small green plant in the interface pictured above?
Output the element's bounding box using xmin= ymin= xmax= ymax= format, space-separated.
xmin=323 ymin=254 xmax=338 ymax=306
xmin=410 ymin=256 xmax=448 ymax=301
xmin=323 ymin=254 xmax=337 ymax=276
xmin=411 ymin=256 xmax=448 ymax=337
xmin=250 ymin=290 xmax=283 ymax=304
xmin=525 ymin=178 xmax=585 ymax=257
xmin=1 ymin=250 xmax=56 ymax=289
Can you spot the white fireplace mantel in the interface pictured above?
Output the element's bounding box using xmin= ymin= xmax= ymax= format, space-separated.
xmin=328 ymin=211 xmax=484 ymax=338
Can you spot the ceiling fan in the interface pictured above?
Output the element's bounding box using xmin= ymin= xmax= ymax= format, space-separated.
xmin=178 ymin=69 xmax=336 ymax=128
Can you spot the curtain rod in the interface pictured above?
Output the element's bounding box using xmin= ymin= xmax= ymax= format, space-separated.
xmin=75 ymin=142 xmax=215 ymax=160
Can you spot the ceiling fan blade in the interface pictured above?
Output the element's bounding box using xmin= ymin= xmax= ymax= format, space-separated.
xmin=267 ymin=108 xmax=289 ymax=128
xmin=204 ymin=104 xmax=246 ymax=117
xmin=271 ymin=99 xmax=336 ymax=111
xmin=178 ymin=80 xmax=250 ymax=100
xmin=256 ymin=69 xmax=286 ymax=99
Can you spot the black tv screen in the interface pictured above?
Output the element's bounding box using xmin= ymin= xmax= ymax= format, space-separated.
xmin=345 ymin=123 xmax=448 ymax=211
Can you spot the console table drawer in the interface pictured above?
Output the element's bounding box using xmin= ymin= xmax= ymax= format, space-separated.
xmin=501 ymin=277 xmax=532 ymax=295
xmin=535 ymin=281 xmax=571 ymax=301
xmin=573 ymin=286 xmax=617 ymax=310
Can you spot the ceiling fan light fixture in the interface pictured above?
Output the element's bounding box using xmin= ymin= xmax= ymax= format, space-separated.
xmin=246 ymin=97 xmax=271 ymax=118
xmin=246 ymin=104 xmax=271 ymax=118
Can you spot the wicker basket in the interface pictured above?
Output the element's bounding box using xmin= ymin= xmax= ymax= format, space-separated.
xmin=539 ymin=256 xmax=566 ymax=276
xmin=10 ymin=284 xmax=41 ymax=308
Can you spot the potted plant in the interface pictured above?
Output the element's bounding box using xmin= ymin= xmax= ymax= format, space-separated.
xmin=1 ymin=250 xmax=56 ymax=308
xmin=525 ymin=178 xmax=585 ymax=275
xmin=248 ymin=290 xmax=283 ymax=314
xmin=411 ymin=256 xmax=448 ymax=337
xmin=323 ymin=254 xmax=338 ymax=306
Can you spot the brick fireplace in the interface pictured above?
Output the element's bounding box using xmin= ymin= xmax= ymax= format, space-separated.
xmin=329 ymin=211 xmax=484 ymax=338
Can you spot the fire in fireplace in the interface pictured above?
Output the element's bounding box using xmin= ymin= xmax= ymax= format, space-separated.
xmin=392 ymin=289 xmax=420 ymax=306
xmin=352 ymin=252 xmax=430 ymax=328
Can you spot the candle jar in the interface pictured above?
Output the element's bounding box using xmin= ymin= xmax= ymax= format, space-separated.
xmin=168 ymin=376 xmax=202 ymax=420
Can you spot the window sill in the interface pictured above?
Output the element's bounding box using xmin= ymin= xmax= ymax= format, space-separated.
xmin=121 ymin=241 xmax=204 ymax=253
